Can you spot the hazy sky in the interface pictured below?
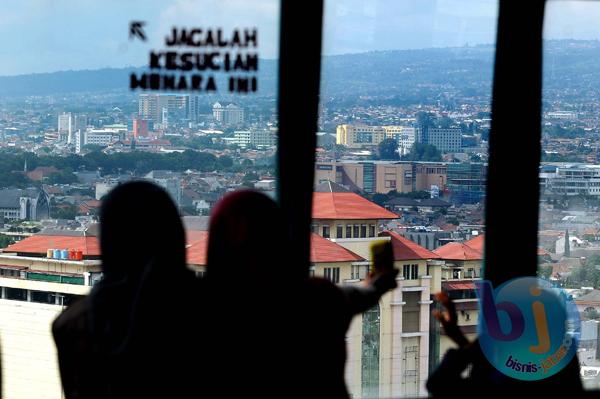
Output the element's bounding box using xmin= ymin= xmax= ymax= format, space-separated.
xmin=0 ymin=0 xmax=598 ymax=76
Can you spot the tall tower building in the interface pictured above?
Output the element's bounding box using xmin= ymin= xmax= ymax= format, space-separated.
xmin=58 ymin=113 xmax=72 ymax=143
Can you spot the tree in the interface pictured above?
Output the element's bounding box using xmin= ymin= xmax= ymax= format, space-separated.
xmin=218 ymin=155 xmax=234 ymax=169
xmin=402 ymin=143 xmax=442 ymax=162
xmin=378 ymin=138 xmax=400 ymax=160
xmin=51 ymin=204 xmax=78 ymax=220
xmin=0 ymin=234 xmax=15 ymax=249
xmin=47 ymin=169 xmax=77 ymax=185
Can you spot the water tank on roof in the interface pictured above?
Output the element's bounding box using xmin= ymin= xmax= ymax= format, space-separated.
xmin=68 ymin=249 xmax=77 ymax=260
xmin=47 ymin=249 xmax=54 ymax=259
xmin=61 ymin=249 xmax=69 ymax=260
xmin=53 ymin=249 xmax=61 ymax=259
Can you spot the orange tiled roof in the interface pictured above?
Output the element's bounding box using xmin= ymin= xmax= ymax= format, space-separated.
xmin=464 ymin=234 xmax=484 ymax=253
xmin=434 ymin=241 xmax=483 ymax=261
xmin=186 ymin=230 xmax=209 ymax=266
xmin=379 ymin=231 xmax=440 ymax=260
xmin=310 ymin=233 xmax=364 ymax=263
xmin=312 ymin=192 xmax=398 ymax=220
xmin=5 ymin=235 xmax=100 ymax=256
xmin=5 ymin=230 xmax=365 ymax=266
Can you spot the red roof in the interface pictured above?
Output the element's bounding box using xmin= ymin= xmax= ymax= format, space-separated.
xmin=5 ymin=235 xmax=101 ymax=256
xmin=186 ymin=230 xmax=209 ymax=266
xmin=5 ymin=230 xmax=364 ymax=266
xmin=379 ymin=231 xmax=440 ymax=261
xmin=443 ymin=282 xmax=476 ymax=290
xmin=434 ymin=234 xmax=485 ymax=261
xmin=464 ymin=234 xmax=484 ymax=253
xmin=434 ymin=242 xmax=483 ymax=261
xmin=312 ymin=192 xmax=398 ymax=220
xmin=310 ymin=233 xmax=364 ymax=263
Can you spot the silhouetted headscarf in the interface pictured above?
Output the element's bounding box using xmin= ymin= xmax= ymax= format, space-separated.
xmin=206 ymin=189 xmax=289 ymax=287
xmin=89 ymin=180 xmax=190 ymax=355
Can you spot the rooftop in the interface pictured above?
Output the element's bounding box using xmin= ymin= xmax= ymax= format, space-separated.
xmin=313 ymin=181 xmax=398 ymax=220
xmin=434 ymin=234 xmax=484 ymax=261
xmin=379 ymin=231 xmax=440 ymax=261
xmin=310 ymin=233 xmax=364 ymax=263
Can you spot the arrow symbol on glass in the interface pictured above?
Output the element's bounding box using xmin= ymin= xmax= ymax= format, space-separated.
xmin=130 ymin=21 xmax=147 ymax=41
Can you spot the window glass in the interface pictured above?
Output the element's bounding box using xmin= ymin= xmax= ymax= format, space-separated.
xmin=316 ymin=1 xmax=497 ymax=396
xmin=0 ymin=1 xmax=279 ymax=397
xmin=540 ymin=1 xmax=600 ymax=389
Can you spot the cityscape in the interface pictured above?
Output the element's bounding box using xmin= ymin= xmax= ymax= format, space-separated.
xmin=2 ymin=16 xmax=600 ymax=396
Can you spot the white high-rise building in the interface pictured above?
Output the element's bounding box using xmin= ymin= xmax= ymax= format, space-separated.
xmin=58 ymin=113 xmax=72 ymax=143
xmin=213 ymin=102 xmax=244 ymax=126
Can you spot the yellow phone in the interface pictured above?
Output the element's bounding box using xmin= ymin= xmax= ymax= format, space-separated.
xmin=371 ymin=241 xmax=394 ymax=274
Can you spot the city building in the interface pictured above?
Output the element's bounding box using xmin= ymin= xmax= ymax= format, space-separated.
xmin=315 ymin=161 xmax=447 ymax=194
xmin=311 ymin=181 xmax=398 ymax=239
xmin=75 ymin=129 xmax=124 ymax=153
xmin=212 ymin=102 xmax=244 ymax=126
xmin=72 ymin=114 xmax=88 ymax=139
xmin=233 ymin=130 xmax=276 ymax=148
xmin=0 ymin=188 xmax=50 ymax=221
xmin=420 ymin=128 xmax=462 ymax=153
xmin=384 ymin=126 xmax=418 ymax=155
xmin=336 ymin=125 xmax=418 ymax=149
xmin=432 ymin=234 xmax=483 ymax=363
xmin=541 ymin=164 xmax=600 ymax=197
xmin=0 ymin=230 xmax=101 ymax=399
xmin=132 ymin=118 xmax=149 ymax=139
xmin=139 ymin=94 xmax=197 ymax=124
xmin=446 ymin=163 xmax=487 ymax=204
xmin=57 ymin=113 xmax=72 ymax=143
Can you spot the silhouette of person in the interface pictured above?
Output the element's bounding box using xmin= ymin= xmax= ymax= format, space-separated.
xmin=292 ymin=245 xmax=398 ymax=398
xmin=52 ymin=181 xmax=200 ymax=399
xmin=202 ymin=189 xmax=398 ymax=398
xmin=201 ymin=189 xmax=294 ymax=397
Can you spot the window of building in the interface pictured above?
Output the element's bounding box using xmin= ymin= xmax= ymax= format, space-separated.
xmin=411 ymin=264 xmax=419 ymax=280
xmin=4 ymin=287 xmax=27 ymax=301
xmin=369 ymin=224 xmax=376 ymax=238
xmin=352 ymin=264 xmax=369 ymax=280
xmin=403 ymin=264 xmax=410 ymax=280
xmin=336 ymin=225 xmax=343 ymax=238
xmin=0 ymin=268 xmax=21 ymax=278
xmin=322 ymin=225 xmax=330 ymax=238
xmin=353 ymin=225 xmax=360 ymax=238
xmin=31 ymin=290 xmax=55 ymax=304
xmin=361 ymin=304 xmax=380 ymax=398
xmin=360 ymin=224 xmax=367 ymax=238
xmin=324 ymin=267 xmax=340 ymax=283
xmin=346 ymin=224 xmax=352 ymax=238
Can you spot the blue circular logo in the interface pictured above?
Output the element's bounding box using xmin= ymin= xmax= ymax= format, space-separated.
xmin=477 ymin=277 xmax=580 ymax=380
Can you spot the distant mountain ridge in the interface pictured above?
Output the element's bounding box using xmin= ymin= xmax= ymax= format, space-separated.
xmin=0 ymin=40 xmax=597 ymax=98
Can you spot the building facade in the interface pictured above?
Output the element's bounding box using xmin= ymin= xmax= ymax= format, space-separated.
xmin=315 ymin=161 xmax=447 ymax=194
xmin=336 ymin=125 xmax=418 ymax=150
xmin=0 ymin=188 xmax=50 ymax=221
xmin=446 ymin=163 xmax=487 ymax=204
xmin=213 ymin=102 xmax=244 ymax=126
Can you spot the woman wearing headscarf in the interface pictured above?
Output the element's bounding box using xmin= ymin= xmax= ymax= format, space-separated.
xmin=202 ymin=190 xmax=398 ymax=398
xmin=52 ymin=181 xmax=200 ymax=399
